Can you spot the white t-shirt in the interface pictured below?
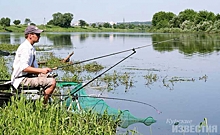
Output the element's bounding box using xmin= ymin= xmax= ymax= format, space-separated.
xmin=11 ymin=39 xmax=38 ymax=89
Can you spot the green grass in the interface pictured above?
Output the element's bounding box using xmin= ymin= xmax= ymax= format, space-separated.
xmin=0 ymin=96 xmax=119 ymax=135
xmin=0 ymin=25 xmax=144 ymax=33
xmin=0 ymin=57 xmax=11 ymax=80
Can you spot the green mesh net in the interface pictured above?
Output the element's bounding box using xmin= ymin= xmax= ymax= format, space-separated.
xmin=57 ymin=81 xmax=156 ymax=128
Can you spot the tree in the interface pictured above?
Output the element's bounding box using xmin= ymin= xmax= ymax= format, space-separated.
xmin=103 ymin=22 xmax=111 ymax=28
xmin=49 ymin=12 xmax=73 ymax=27
xmin=13 ymin=20 xmax=21 ymax=26
xmin=47 ymin=20 xmax=54 ymax=25
xmin=128 ymin=24 xmax=135 ymax=29
xmin=216 ymin=13 xmax=220 ymax=20
xmin=63 ymin=13 xmax=73 ymax=27
xmin=196 ymin=21 xmax=213 ymax=31
xmin=118 ymin=23 xmax=126 ymax=29
xmin=180 ymin=20 xmax=194 ymax=30
xmin=52 ymin=12 xmax=62 ymax=26
xmin=79 ymin=20 xmax=87 ymax=28
xmin=157 ymin=20 xmax=169 ymax=29
xmin=152 ymin=11 xmax=175 ymax=28
xmin=195 ymin=10 xmax=215 ymax=24
xmin=91 ymin=23 xmax=96 ymax=28
xmin=178 ymin=9 xmax=197 ymax=23
xmin=24 ymin=18 xmax=31 ymax=25
xmin=98 ymin=24 xmax=102 ymax=29
xmin=0 ymin=17 xmax=11 ymax=29
xmin=169 ymin=16 xmax=181 ymax=28
xmin=113 ymin=24 xmax=117 ymax=29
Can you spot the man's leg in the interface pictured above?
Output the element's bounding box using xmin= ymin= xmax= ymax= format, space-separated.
xmin=21 ymin=75 xmax=56 ymax=104
xmin=43 ymin=78 xmax=56 ymax=104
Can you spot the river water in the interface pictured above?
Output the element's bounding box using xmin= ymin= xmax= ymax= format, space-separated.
xmin=1 ymin=32 xmax=220 ymax=135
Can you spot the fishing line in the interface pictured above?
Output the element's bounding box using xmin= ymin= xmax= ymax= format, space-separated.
xmin=14 ymin=37 xmax=178 ymax=78
xmin=30 ymin=92 xmax=162 ymax=114
xmin=52 ymin=38 xmax=178 ymax=70
xmin=79 ymin=95 xmax=162 ymax=114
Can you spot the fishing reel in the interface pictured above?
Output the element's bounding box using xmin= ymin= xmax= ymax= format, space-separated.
xmin=47 ymin=72 xmax=58 ymax=78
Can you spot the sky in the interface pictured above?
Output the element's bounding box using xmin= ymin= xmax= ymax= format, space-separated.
xmin=0 ymin=0 xmax=220 ymax=25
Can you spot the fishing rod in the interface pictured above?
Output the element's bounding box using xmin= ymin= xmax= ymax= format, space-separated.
xmin=52 ymin=38 xmax=178 ymax=70
xmin=46 ymin=49 xmax=136 ymax=106
xmin=18 ymin=49 xmax=161 ymax=113
xmin=65 ymin=49 xmax=136 ymax=98
xmin=14 ymin=38 xmax=176 ymax=78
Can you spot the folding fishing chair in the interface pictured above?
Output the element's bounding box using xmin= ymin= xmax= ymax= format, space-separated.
xmin=0 ymin=80 xmax=44 ymax=105
xmin=0 ymin=73 xmax=57 ymax=106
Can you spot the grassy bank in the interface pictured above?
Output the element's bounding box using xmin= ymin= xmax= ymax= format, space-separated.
xmin=0 ymin=96 xmax=119 ymax=135
xmin=0 ymin=25 xmax=146 ymax=33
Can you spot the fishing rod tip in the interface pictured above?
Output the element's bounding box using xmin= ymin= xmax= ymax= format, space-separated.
xmin=132 ymin=48 xmax=136 ymax=53
xmin=157 ymin=110 xmax=162 ymax=114
xmin=52 ymin=67 xmax=58 ymax=70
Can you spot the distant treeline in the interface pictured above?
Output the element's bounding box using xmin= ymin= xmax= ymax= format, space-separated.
xmin=151 ymin=9 xmax=220 ymax=33
xmin=1 ymin=9 xmax=220 ymax=33
xmin=0 ymin=12 xmax=151 ymax=32
xmin=117 ymin=21 xmax=152 ymax=25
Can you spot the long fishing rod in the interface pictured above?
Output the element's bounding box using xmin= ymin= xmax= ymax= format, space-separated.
xmin=53 ymin=38 xmax=178 ymax=70
xmin=20 ymin=49 xmax=161 ymax=113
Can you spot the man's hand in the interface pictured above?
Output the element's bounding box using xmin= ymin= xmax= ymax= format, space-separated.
xmin=41 ymin=68 xmax=52 ymax=74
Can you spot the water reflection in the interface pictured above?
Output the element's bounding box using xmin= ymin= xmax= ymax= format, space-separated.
xmin=152 ymin=34 xmax=220 ymax=56
xmin=79 ymin=34 xmax=89 ymax=42
xmin=1 ymin=33 xmax=220 ymax=56
xmin=0 ymin=34 xmax=10 ymax=44
xmin=46 ymin=34 xmax=72 ymax=46
xmin=13 ymin=34 xmax=21 ymax=44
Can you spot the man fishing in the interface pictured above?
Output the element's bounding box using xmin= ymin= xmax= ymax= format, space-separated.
xmin=11 ymin=25 xmax=56 ymax=104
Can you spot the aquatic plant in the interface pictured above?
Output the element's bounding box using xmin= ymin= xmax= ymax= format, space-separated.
xmin=143 ymin=72 xmax=158 ymax=86
xmin=39 ymin=53 xmax=104 ymax=74
xmin=0 ymin=43 xmax=45 ymax=52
